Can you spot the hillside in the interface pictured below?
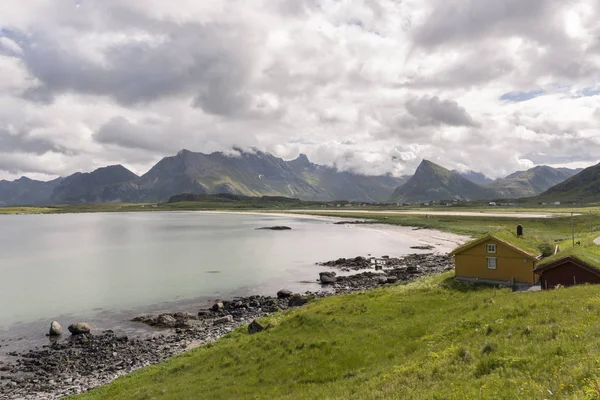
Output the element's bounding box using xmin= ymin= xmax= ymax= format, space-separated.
xmin=390 ymin=160 xmax=498 ymax=203
xmin=0 ymin=177 xmax=62 ymax=206
xmin=537 ymin=162 xmax=600 ymax=202
xmin=488 ymin=165 xmax=579 ymax=198
xmin=135 ymin=149 xmax=408 ymax=202
xmin=75 ymin=273 xmax=600 ymax=399
xmin=49 ymin=165 xmax=139 ymax=204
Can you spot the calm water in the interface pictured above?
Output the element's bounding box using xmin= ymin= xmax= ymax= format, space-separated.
xmin=0 ymin=212 xmax=459 ymax=353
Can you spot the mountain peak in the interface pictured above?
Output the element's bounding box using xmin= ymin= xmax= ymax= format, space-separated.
xmin=391 ymin=160 xmax=497 ymax=203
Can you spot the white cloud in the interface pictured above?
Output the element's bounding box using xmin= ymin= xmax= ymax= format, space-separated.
xmin=0 ymin=0 xmax=599 ymax=181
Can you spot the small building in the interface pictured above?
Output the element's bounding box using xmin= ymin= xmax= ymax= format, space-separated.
xmin=450 ymin=232 xmax=542 ymax=285
xmin=534 ymin=252 xmax=600 ymax=289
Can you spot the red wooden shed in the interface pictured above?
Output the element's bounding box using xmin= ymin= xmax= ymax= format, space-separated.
xmin=533 ymin=256 xmax=600 ymax=290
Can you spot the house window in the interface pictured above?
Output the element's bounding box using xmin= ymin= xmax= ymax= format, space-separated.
xmin=487 ymin=257 xmax=497 ymax=270
xmin=486 ymin=244 xmax=497 ymax=254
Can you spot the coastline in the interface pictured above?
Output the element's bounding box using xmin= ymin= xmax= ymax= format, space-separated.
xmin=189 ymin=210 xmax=471 ymax=253
xmin=0 ymin=216 xmax=469 ymax=399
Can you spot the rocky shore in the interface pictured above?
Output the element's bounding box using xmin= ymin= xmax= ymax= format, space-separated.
xmin=0 ymin=253 xmax=452 ymax=400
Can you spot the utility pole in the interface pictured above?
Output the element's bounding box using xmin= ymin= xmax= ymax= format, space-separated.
xmin=572 ymin=212 xmax=575 ymax=247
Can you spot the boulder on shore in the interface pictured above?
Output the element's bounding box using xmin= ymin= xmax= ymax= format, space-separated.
xmin=49 ymin=321 xmax=62 ymax=336
xmin=319 ymin=272 xmax=337 ymax=284
xmin=248 ymin=319 xmax=265 ymax=334
xmin=289 ymin=294 xmax=312 ymax=307
xmin=214 ymin=315 xmax=234 ymax=325
xmin=277 ymin=289 xmax=293 ymax=299
xmin=67 ymin=322 xmax=91 ymax=335
xmin=156 ymin=314 xmax=177 ymax=328
xmin=211 ymin=302 xmax=224 ymax=312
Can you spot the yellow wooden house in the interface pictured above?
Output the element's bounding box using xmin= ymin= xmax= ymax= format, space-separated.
xmin=450 ymin=232 xmax=542 ymax=285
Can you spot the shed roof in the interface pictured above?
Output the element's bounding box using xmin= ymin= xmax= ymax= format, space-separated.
xmin=450 ymin=231 xmax=542 ymax=258
xmin=533 ymin=255 xmax=600 ymax=277
xmin=536 ymin=246 xmax=600 ymax=271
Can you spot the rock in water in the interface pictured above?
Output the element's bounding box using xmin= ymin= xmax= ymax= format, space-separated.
xmin=256 ymin=226 xmax=292 ymax=230
xmin=319 ymin=272 xmax=337 ymax=284
xmin=248 ymin=319 xmax=265 ymax=334
xmin=213 ymin=315 xmax=234 ymax=325
xmin=67 ymin=322 xmax=91 ymax=335
xmin=48 ymin=321 xmax=62 ymax=336
xmin=277 ymin=289 xmax=293 ymax=299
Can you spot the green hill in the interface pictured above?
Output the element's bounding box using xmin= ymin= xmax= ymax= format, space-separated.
xmin=487 ymin=166 xmax=579 ymax=198
xmin=390 ymin=160 xmax=498 ymax=203
xmin=537 ymin=162 xmax=600 ymax=202
xmin=75 ymin=273 xmax=600 ymax=399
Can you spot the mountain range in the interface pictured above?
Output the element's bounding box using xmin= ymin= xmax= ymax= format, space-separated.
xmin=390 ymin=160 xmax=584 ymax=203
xmin=537 ymin=162 xmax=600 ymax=202
xmin=0 ymin=149 xmax=593 ymax=206
xmin=0 ymin=149 xmax=409 ymax=205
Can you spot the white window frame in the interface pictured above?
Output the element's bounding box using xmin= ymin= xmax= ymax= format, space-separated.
xmin=486 ymin=244 xmax=497 ymax=254
xmin=487 ymin=257 xmax=497 ymax=270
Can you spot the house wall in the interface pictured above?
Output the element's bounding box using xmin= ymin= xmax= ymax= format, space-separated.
xmin=540 ymin=262 xmax=600 ymax=289
xmin=454 ymin=238 xmax=536 ymax=284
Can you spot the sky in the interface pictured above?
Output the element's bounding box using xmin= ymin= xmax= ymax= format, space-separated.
xmin=1 ymin=0 xmax=600 ymax=181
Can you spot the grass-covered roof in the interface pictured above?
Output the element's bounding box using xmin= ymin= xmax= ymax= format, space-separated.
xmin=451 ymin=230 xmax=544 ymax=258
xmin=536 ymin=245 xmax=600 ymax=269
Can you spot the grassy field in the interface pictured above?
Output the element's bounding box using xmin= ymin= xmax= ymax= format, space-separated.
xmin=293 ymin=210 xmax=600 ymax=246
xmin=74 ymin=273 xmax=600 ymax=400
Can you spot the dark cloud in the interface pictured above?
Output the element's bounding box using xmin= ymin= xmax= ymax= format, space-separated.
xmin=93 ymin=117 xmax=168 ymax=152
xmin=11 ymin=19 xmax=257 ymax=116
xmin=404 ymin=96 xmax=479 ymax=127
xmin=0 ymin=126 xmax=69 ymax=155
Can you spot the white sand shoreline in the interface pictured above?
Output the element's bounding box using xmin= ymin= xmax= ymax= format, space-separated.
xmin=190 ymin=210 xmax=471 ymax=254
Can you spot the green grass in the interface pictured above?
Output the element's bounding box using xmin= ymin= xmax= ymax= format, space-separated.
xmin=538 ymin=243 xmax=600 ymax=269
xmin=74 ymin=273 xmax=600 ymax=399
xmin=0 ymin=206 xmax=55 ymax=214
xmin=292 ymin=210 xmax=600 ymax=245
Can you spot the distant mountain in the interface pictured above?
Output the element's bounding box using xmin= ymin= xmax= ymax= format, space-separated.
xmin=537 ymin=162 xmax=600 ymax=202
xmin=0 ymin=150 xmax=408 ymax=205
xmin=49 ymin=165 xmax=139 ymax=204
xmin=0 ymin=177 xmax=63 ymax=206
xmin=453 ymin=170 xmax=493 ymax=185
xmin=390 ymin=160 xmax=498 ymax=203
xmin=487 ymin=165 xmax=580 ymax=198
xmin=134 ymin=149 xmax=407 ymax=202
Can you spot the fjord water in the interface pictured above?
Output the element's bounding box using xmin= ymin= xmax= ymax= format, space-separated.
xmin=0 ymin=212 xmax=458 ymax=335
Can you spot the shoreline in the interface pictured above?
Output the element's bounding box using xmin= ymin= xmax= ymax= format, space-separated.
xmin=0 ymin=252 xmax=455 ymax=399
xmin=0 ymin=216 xmax=469 ymax=399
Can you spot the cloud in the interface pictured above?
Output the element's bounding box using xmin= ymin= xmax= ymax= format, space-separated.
xmin=0 ymin=0 xmax=598 ymax=181
xmin=404 ymin=96 xmax=479 ymax=127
